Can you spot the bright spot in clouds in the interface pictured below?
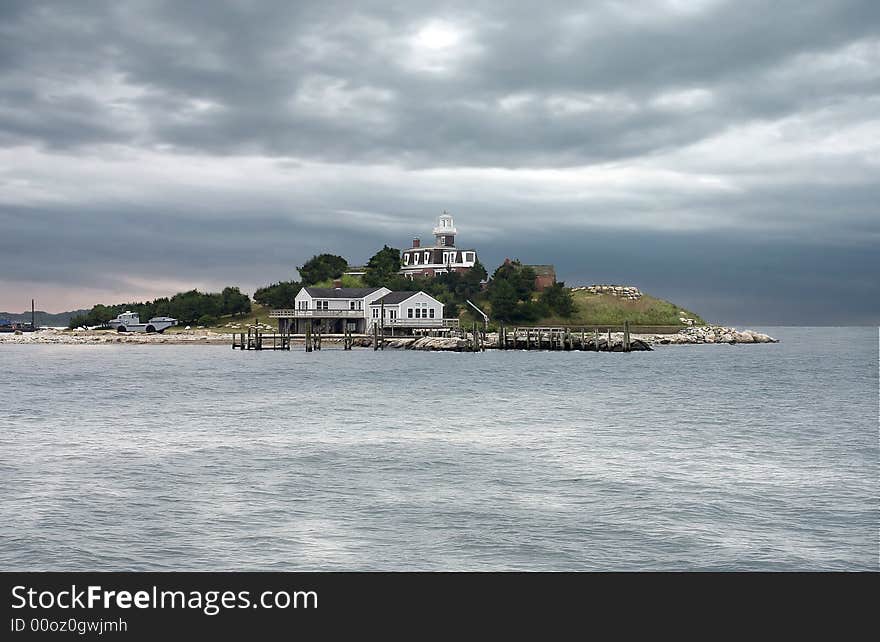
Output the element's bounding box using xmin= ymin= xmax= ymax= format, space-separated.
xmin=414 ymin=21 xmax=462 ymax=50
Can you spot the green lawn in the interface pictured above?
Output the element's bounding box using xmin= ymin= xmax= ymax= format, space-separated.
xmin=538 ymin=291 xmax=706 ymax=327
xmin=459 ymin=290 xmax=706 ymax=328
xmin=164 ymin=304 xmax=276 ymax=333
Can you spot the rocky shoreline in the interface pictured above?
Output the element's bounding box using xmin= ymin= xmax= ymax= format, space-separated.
xmin=636 ymin=325 xmax=777 ymax=346
xmin=1 ymin=325 xmax=777 ymax=349
xmin=379 ymin=325 xmax=776 ymax=351
xmin=0 ymin=329 xmax=232 ymax=345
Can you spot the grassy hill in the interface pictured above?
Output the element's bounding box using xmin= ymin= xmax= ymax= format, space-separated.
xmin=460 ymin=289 xmax=706 ymax=329
xmin=538 ymin=290 xmax=705 ymax=327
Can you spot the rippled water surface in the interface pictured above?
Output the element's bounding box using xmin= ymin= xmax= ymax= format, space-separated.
xmin=1 ymin=327 xmax=877 ymax=570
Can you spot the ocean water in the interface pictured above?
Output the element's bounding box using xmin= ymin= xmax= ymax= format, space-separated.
xmin=0 ymin=327 xmax=876 ymax=571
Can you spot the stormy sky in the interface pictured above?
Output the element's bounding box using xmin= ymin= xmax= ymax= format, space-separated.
xmin=1 ymin=0 xmax=877 ymax=324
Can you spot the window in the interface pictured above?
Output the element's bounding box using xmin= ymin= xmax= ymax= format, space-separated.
xmin=408 ymin=308 xmax=413 ymax=318
xmin=414 ymin=253 xmax=419 ymax=265
xmin=429 ymin=308 xmax=435 ymax=318
xmin=440 ymin=236 xmax=446 ymax=246
xmin=424 ymin=251 xmax=429 ymax=263
xmin=372 ymin=308 xmax=378 ymax=318
xmin=466 ymin=252 xmax=475 ymax=262
xmin=350 ymin=301 xmax=355 ymax=310
xmin=299 ymin=301 xmax=308 ymax=310
xmin=317 ymin=300 xmax=328 ymax=311
xmin=404 ymin=254 xmax=409 ymax=265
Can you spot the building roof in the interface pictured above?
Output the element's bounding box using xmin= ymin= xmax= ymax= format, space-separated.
xmin=371 ymin=291 xmax=420 ymax=305
xmin=303 ymin=287 xmax=384 ymax=299
xmin=402 ymin=246 xmax=476 ymax=253
xmin=527 ymin=264 xmax=556 ymax=276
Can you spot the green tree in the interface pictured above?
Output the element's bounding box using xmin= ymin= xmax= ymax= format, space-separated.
xmin=297 ymin=254 xmax=348 ymax=285
xmin=253 ymin=281 xmax=302 ymax=308
xmin=363 ymin=245 xmax=402 ymax=286
xmin=463 ymin=259 xmax=487 ymax=291
xmin=69 ymin=286 xmax=255 ymax=328
xmin=516 ymin=265 xmax=538 ymax=301
xmin=488 ymin=278 xmax=518 ymax=322
xmin=491 ymin=259 xmax=536 ymax=302
xmin=540 ymin=282 xmax=576 ymax=317
xmin=68 ymin=314 xmax=88 ymax=329
xmin=222 ymin=286 xmax=251 ymax=316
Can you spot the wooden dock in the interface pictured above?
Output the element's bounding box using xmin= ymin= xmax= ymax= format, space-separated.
xmin=495 ymin=321 xmax=648 ymax=352
xmin=232 ymin=320 xmax=652 ymax=352
xmin=232 ymin=327 xmax=291 ymax=350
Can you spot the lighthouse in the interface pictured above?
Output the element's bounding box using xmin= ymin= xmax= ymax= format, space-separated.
xmin=399 ymin=212 xmax=478 ymax=279
xmin=432 ymin=211 xmax=457 ymax=247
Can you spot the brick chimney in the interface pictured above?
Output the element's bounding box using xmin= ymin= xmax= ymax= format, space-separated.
xmin=413 ymin=237 xmax=421 ymax=248
xmin=332 ymin=278 xmax=342 ymax=288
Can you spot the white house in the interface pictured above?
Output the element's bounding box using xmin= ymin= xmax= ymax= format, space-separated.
xmin=368 ymin=291 xmax=445 ymax=332
xmin=270 ymin=286 xmax=390 ymax=334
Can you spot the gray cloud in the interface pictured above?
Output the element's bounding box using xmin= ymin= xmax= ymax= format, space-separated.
xmin=0 ymin=0 xmax=877 ymax=322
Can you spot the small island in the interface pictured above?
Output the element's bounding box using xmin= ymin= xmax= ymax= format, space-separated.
xmin=2 ymin=214 xmax=776 ymax=350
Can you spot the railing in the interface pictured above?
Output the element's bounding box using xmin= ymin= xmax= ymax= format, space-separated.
xmin=269 ymin=309 xmax=364 ymax=318
xmin=379 ymin=318 xmax=460 ymax=328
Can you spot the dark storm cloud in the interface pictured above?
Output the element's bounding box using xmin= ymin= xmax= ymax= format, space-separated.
xmin=2 ymin=0 xmax=877 ymax=164
xmin=0 ymin=0 xmax=877 ymax=322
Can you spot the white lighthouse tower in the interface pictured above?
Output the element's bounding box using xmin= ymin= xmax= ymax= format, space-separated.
xmin=432 ymin=211 xmax=457 ymax=247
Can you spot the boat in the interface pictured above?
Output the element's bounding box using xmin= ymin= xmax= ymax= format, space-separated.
xmin=108 ymin=311 xmax=177 ymax=333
